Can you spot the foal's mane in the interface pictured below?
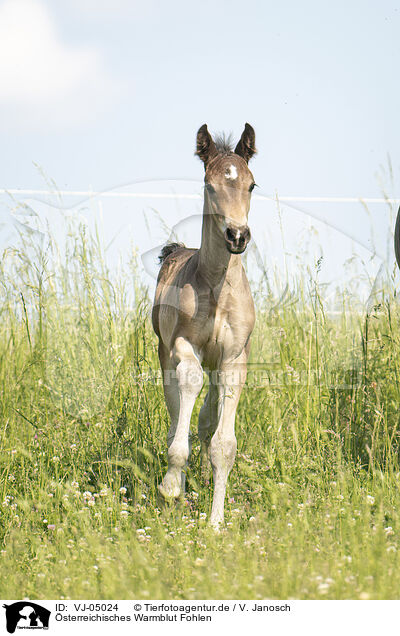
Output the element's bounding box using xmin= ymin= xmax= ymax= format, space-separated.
xmin=214 ymin=132 xmax=234 ymax=155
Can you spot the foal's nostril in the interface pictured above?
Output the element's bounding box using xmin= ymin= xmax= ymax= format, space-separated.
xmin=224 ymin=226 xmax=251 ymax=252
xmin=225 ymin=227 xmax=237 ymax=243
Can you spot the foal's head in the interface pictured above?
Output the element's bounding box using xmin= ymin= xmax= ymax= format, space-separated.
xmin=196 ymin=123 xmax=256 ymax=254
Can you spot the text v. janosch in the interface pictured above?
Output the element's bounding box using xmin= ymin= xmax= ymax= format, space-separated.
xmin=141 ymin=603 xmax=291 ymax=612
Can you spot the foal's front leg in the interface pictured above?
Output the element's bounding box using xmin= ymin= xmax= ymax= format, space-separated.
xmin=158 ymin=337 xmax=203 ymax=499
xmin=209 ymin=353 xmax=247 ymax=528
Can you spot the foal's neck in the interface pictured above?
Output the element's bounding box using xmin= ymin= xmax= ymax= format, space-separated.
xmin=197 ymin=202 xmax=242 ymax=291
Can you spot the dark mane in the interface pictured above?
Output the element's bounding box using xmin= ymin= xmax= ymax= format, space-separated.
xmin=158 ymin=242 xmax=185 ymax=264
xmin=214 ymin=132 xmax=234 ymax=154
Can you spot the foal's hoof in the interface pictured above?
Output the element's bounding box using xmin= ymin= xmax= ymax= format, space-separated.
xmin=210 ymin=514 xmax=223 ymax=532
xmin=158 ymin=474 xmax=181 ymax=499
xmin=210 ymin=520 xmax=222 ymax=533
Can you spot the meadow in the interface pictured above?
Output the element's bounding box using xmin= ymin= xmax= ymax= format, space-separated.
xmin=1 ymin=214 xmax=400 ymax=600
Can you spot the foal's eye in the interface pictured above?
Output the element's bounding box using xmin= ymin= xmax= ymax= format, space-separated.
xmin=249 ymin=183 xmax=256 ymax=192
xmin=205 ymin=183 xmax=216 ymax=194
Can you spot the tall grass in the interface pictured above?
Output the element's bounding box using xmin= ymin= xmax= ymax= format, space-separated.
xmin=1 ymin=215 xmax=400 ymax=599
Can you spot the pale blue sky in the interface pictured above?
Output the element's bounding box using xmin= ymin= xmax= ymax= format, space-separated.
xmin=0 ymin=0 xmax=399 ymax=301
xmin=0 ymin=0 xmax=398 ymax=194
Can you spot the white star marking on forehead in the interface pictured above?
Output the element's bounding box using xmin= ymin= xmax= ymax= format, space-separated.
xmin=225 ymin=165 xmax=238 ymax=180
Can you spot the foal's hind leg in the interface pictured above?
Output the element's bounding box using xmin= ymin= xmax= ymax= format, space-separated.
xmin=158 ymin=338 xmax=203 ymax=499
xmin=198 ymin=379 xmax=218 ymax=482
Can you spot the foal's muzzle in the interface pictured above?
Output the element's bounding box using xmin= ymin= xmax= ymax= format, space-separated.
xmin=224 ymin=225 xmax=251 ymax=254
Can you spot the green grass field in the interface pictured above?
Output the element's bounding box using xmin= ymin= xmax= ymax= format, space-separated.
xmin=1 ymin=218 xmax=400 ymax=600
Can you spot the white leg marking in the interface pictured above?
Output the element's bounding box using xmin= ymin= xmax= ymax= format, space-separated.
xmin=159 ymin=342 xmax=203 ymax=499
xmin=209 ymin=359 xmax=247 ymax=528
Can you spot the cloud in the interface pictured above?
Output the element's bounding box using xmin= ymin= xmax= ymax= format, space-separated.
xmin=0 ymin=0 xmax=120 ymax=130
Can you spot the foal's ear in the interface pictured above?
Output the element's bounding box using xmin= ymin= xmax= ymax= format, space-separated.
xmin=235 ymin=123 xmax=257 ymax=163
xmin=195 ymin=124 xmax=218 ymax=168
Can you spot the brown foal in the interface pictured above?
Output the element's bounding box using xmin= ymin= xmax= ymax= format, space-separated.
xmin=152 ymin=123 xmax=257 ymax=527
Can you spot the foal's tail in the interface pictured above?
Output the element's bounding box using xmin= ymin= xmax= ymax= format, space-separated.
xmin=158 ymin=242 xmax=185 ymax=264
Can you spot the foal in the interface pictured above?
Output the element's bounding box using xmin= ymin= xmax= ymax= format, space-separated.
xmin=152 ymin=123 xmax=257 ymax=528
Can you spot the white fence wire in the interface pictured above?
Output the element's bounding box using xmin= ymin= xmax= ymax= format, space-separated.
xmin=0 ymin=189 xmax=399 ymax=204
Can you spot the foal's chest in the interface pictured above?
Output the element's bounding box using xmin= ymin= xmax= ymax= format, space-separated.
xmin=201 ymin=292 xmax=254 ymax=367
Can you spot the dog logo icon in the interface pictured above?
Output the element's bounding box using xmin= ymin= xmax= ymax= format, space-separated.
xmin=3 ymin=602 xmax=50 ymax=633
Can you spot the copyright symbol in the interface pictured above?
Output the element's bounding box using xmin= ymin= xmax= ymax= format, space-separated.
xmin=134 ymin=604 xmax=142 ymax=611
